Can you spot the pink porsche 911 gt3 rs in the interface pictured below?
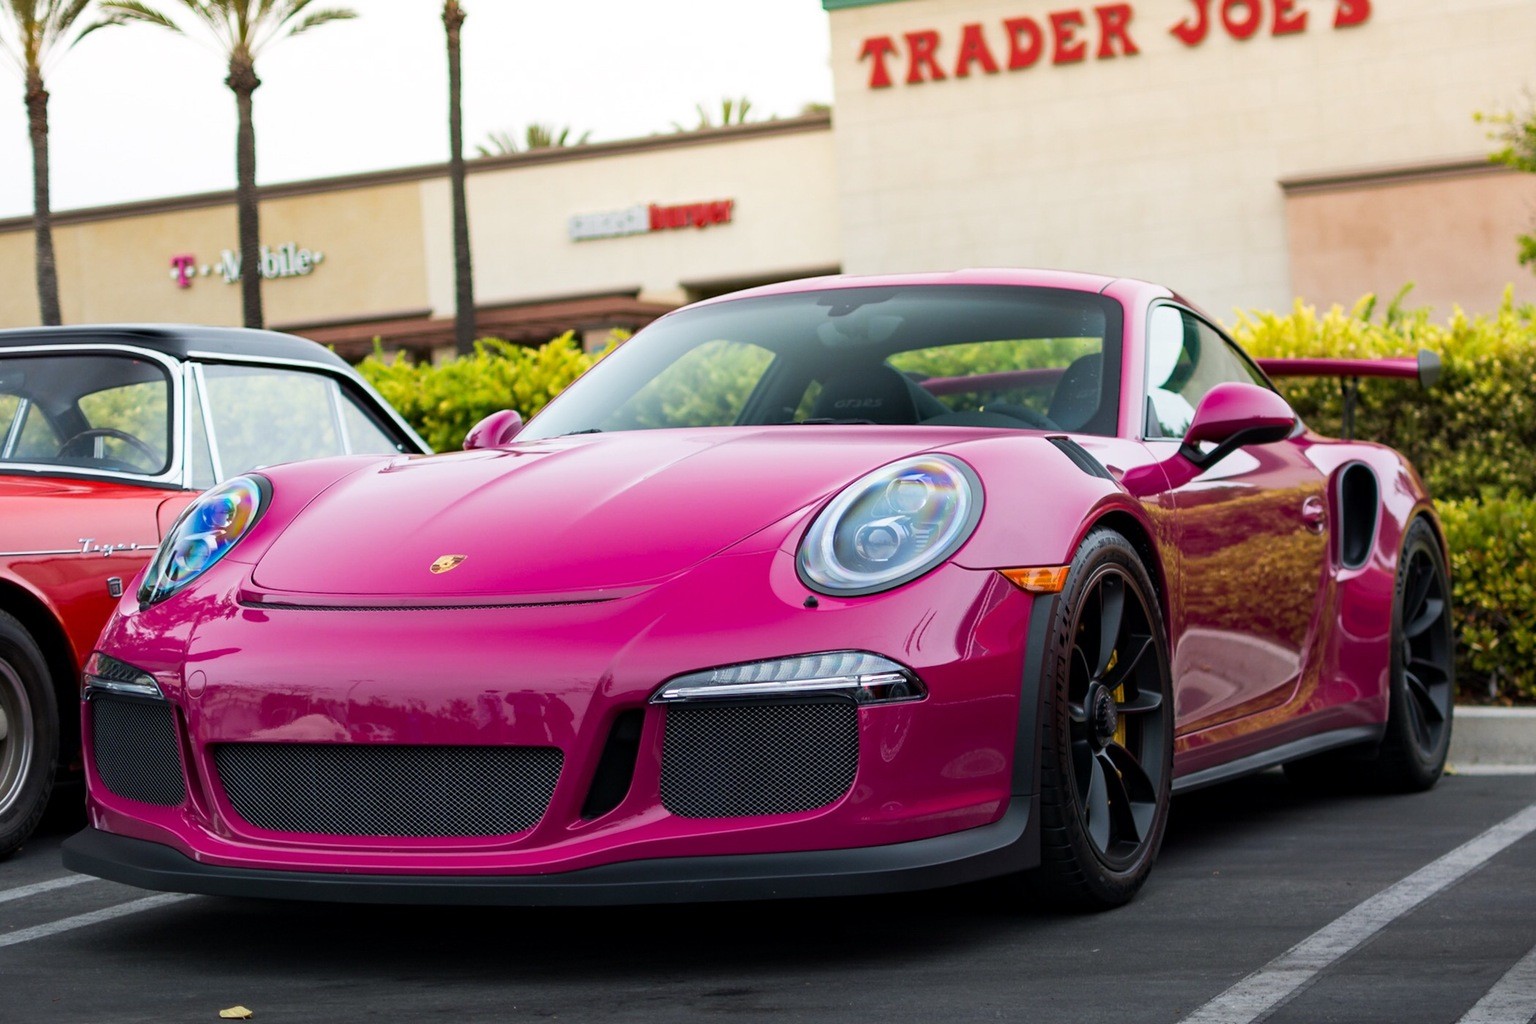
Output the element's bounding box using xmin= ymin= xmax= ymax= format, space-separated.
xmin=63 ymin=270 xmax=1453 ymax=910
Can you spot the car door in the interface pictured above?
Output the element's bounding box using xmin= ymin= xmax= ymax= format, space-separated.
xmin=1142 ymin=305 xmax=1329 ymax=737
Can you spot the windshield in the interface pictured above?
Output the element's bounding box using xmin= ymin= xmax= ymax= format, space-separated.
xmin=0 ymin=353 xmax=172 ymax=475
xmin=522 ymin=285 xmax=1124 ymax=440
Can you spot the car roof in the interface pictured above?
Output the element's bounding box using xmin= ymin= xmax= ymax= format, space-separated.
xmin=693 ymin=268 xmax=1125 ymax=307
xmin=0 ymin=324 xmax=350 ymax=370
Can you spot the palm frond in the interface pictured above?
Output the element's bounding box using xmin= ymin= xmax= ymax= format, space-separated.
xmin=283 ymin=7 xmax=354 ymax=38
xmin=92 ymin=1 xmax=182 ymax=31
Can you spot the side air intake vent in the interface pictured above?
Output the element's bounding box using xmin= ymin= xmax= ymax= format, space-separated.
xmin=1336 ymin=463 xmax=1379 ymax=570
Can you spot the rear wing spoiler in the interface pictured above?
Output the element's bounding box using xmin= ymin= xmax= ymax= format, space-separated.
xmin=1256 ymin=349 xmax=1441 ymax=388
xmin=1254 ymin=350 xmax=1440 ymax=440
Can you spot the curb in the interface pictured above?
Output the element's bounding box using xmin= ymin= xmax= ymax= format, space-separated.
xmin=1447 ymin=706 xmax=1536 ymax=771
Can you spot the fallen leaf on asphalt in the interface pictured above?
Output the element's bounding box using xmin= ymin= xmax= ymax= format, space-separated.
xmin=219 ymin=1007 xmax=253 ymax=1019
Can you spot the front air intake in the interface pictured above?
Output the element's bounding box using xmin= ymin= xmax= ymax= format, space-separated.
xmin=90 ymin=696 xmax=186 ymax=806
xmin=213 ymin=744 xmax=562 ymax=837
xmin=660 ymin=701 xmax=858 ymax=818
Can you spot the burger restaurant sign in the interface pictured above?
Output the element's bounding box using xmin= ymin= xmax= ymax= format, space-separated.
xmin=569 ymin=199 xmax=735 ymax=242
xmin=848 ymin=0 xmax=1371 ymax=87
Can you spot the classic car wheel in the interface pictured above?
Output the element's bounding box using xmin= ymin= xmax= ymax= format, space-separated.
xmin=1027 ymin=529 xmax=1172 ymax=910
xmin=1369 ymin=518 xmax=1455 ymax=791
xmin=0 ymin=611 xmax=57 ymax=860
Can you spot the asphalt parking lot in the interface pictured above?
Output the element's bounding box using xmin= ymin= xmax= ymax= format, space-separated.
xmin=3 ymin=771 xmax=1534 ymax=1024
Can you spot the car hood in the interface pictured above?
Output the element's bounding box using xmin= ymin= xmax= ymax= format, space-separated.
xmin=249 ymin=428 xmax=968 ymax=600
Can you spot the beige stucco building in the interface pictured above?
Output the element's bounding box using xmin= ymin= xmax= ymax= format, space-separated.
xmin=1 ymin=0 xmax=1532 ymax=356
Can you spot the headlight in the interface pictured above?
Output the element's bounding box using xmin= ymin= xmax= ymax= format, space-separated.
xmin=138 ymin=475 xmax=266 ymax=607
xmin=797 ymin=455 xmax=982 ymax=596
xmin=652 ymin=651 xmax=925 ymax=705
xmin=82 ymin=652 xmax=164 ymax=699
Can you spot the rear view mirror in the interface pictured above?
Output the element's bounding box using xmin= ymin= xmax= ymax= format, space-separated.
xmin=463 ymin=409 xmax=524 ymax=450
xmin=1180 ymin=383 xmax=1296 ymax=468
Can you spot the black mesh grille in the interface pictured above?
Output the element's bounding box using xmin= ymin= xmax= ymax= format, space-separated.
xmin=91 ymin=697 xmax=186 ymax=806
xmin=660 ymin=702 xmax=858 ymax=819
xmin=212 ymin=744 xmax=562 ymax=837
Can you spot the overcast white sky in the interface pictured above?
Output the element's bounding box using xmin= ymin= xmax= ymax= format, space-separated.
xmin=0 ymin=1 xmax=833 ymax=220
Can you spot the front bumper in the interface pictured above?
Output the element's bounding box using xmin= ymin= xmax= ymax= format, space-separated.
xmin=64 ymin=798 xmax=1037 ymax=906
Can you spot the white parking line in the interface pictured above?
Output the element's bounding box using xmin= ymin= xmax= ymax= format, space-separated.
xmin=0 ymin=875 xmax=94 ymax=905
xmin=1180 ymin=802 xmax=1536 ymax=1024
xmin=0 ymin=893 xmax=192 ymax=950
xmin=1458 ymin=943 xmax=1536 ymax=1024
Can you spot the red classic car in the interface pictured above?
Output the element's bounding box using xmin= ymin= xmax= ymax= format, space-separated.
xmin=0 ymin=325 xmax=427 ymax=858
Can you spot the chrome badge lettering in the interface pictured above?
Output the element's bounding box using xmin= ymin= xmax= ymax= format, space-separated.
xmin=78 ymin=538 xmax=151 ymax=558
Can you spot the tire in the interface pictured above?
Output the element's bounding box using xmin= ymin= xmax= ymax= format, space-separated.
xmin=1367 ymin=517 xmax=1454 ymax=791
xmin=1283 ymin=517 xmax=1454 ymax=793
xmin=0 ymin=610 xmax=57 ymax=860
xmin=1025 ymin=528 xmax=1173 ymax=911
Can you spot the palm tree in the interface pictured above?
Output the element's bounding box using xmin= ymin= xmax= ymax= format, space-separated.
xmin=92 ymin=1 xmax=356 ymax=329
xmin=1 ymin=0 xmax=101 ymax=325
xmin=672 ymin=96 xmax=753 ymax=132
xmin=474 ymin=122 xmax=591 ymax=158
xmin=443 ymin=0 xmax=473 ymax=354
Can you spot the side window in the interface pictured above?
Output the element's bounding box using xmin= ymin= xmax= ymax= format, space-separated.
xmin=77 ymin=381 xmax=171 ymax=472
xmin=201 ymin=364 xmax=400 ymax=475
xmin=600 ymin=339 xmax=774 ymax=430
xmin=1145 ymin=307 xmax=1268 ymax=439
xmin=9 ymin=403 xmax=61 ymax=460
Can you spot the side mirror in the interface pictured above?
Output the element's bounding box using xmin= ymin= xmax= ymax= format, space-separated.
xmin=463 ymin=409 xmax=524 ymax=450
xmin=1179 ymin=382 xmax=1296 ymax=468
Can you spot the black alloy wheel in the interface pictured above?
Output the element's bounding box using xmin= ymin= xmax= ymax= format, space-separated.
xmin=1371 ymin=517 xmax=1455 ymax=790
xmin=0 ymin=610 xmax=57 ymax=860
xmin=1027 ymin=529 xmax=1172 ymax=910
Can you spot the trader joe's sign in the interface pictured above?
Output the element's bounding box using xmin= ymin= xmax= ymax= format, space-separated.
xmin=857 ymin=0 xmax=1370 ymax=87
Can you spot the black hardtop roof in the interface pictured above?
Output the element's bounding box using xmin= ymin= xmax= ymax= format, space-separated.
xmin=0 ymin=324 xmax=350 ymax=370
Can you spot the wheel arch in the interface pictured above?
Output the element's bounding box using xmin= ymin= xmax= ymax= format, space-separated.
xmin=0 ymin=578 xmax=81 ymax=767
xmin=1084 ymin=508 xmax=1169 ymax=632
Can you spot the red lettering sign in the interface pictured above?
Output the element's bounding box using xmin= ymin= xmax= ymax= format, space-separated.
xmin=1221 ymin=0 xmax=1263 ymax=40
xmin=856 ymin=1 xmax=1371 ymax=89
xmin=1050 ymin=10 xmax=1088 ymax=64
xmin=1096 ymin=4 xmax=1140 ymax=58
xmin=1335 ymin=0 xmax=1370 ymax=28
xmin=1004 ymin=17 xmax=1045 ymax=69
xmin=905 ymin=29 xmax=947 ymax=84
xmin=648 ymin=200 xmax=734 ymax=232
xmin=860 ymin=35 xmax=897 ymax=88
xmin=955 ymin=22 xmax=1001 ymax=77
xmin=1272 ymin=0 xmax=1307 ymax=35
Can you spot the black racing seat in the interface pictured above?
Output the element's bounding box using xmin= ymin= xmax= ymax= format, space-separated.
xmin=1046 ymin=352 xmax=1107 ymax=433
xmin=809 ymin=365 xmax=921 ymax=424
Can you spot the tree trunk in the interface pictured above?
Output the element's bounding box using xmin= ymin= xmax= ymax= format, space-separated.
xmin=227 ymin=51 xmax=264 ymax=330
xmin=25 ymin=69 xmax=61 ymax=326
xmin=444 ymin=2 xmax=476 ymax=355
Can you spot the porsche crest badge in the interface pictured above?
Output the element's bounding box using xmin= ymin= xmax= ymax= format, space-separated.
xmin=430 ymin=554 xmax=467 ymax=574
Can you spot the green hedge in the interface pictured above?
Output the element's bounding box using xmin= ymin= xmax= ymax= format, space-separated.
xmin=357 ymin=333 xmax=595 ymax=453
xmin=1439 ymin=497 xmax=1536 ymax=702
xmin=1233 ymin=289 xmax=1536 ymax=503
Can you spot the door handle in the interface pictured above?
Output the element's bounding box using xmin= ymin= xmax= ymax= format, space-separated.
xmin=1300 ymin=495 xmax=1326 ymax=533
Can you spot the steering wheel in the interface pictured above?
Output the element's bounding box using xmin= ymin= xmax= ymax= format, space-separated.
xmin=57 ymin=428 xmax=161 ymax=470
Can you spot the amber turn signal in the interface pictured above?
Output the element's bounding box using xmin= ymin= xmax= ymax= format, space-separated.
xmin=1000 ymin=566 xmax=1070 ymax=593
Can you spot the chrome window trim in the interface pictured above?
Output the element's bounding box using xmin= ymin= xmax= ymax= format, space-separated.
xmin=188 ymin=362 xmax=224 ymax=485
xmin=0 ymin=344 xmax=186 ymax=487
xmin=2 ymin=396 xmax=29 ymax=459
xmin=326 ymin=377 xmax=353 ymax=454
